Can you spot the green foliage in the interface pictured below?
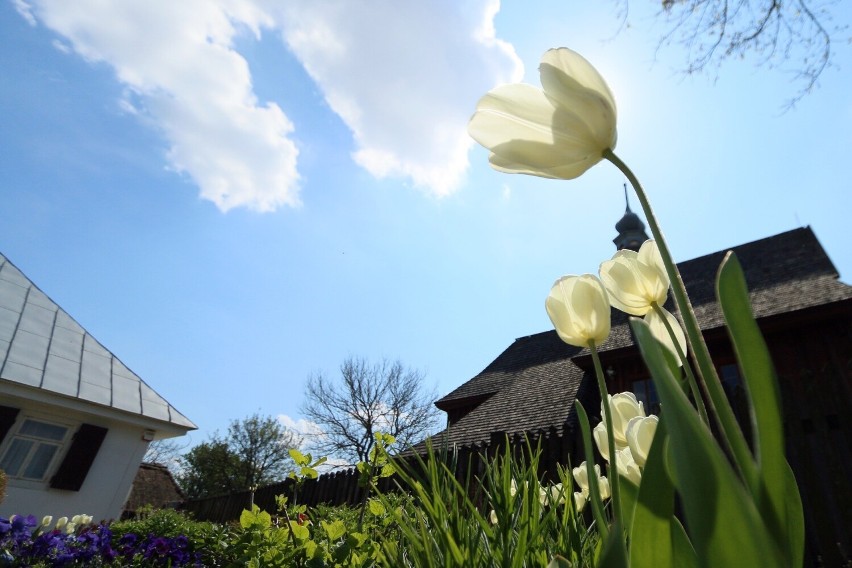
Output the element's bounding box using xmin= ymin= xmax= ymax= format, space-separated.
xmin=716 ymin=253 xmax=804 ymax=566
xmin=289 ymin=448 xmax=328 ymax=507
xmin=377 ymin=442 xmax=596 ymax=567
xmin=177 ymin=440 xmax=244 ymax=499
xmin=110 ymin=508 xmax=234 ymax=566
xmin=627 ymin=422 xmax=697 ymax=568
xmin=178 ymin=413 xmax=299 ymax=499
xmin=355 ymin=433 xmax=397 ymax=532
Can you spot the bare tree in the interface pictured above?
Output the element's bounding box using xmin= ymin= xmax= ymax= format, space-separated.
xmin=142 ymin=438 xmax=189 ymax=472
xmin=301 ymin=357 xmax=441 ymax=466
xmin=616 ymin=0 xmax=846 ymax=105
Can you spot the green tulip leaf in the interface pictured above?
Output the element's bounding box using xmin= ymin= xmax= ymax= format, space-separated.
xmin=618 ymin=473 xmax=638 ymax=536
xmin=597 ymin=521 xmax=629 ymax=568
xmin=717 ymin=251 xmax=804 ymax=566
xmin=629 ymin=421 xmax=698 ymax=568
xmin=670 ymin=516 xmax=697 ymax=567
xmin=631 ymin=317 xmax=785 ymax=567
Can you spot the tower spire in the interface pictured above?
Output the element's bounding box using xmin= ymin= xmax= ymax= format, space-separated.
xmin=613 ymin=184 xmax=649 ymax=251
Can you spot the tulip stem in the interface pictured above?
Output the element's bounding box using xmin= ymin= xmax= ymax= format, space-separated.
xmin=589 ymin=341 xmax=622 ymax=529
xmin=651 ymin=302 xmax=710 ymax=426
xmin=603 ymin=149 xmax=758 ymax=491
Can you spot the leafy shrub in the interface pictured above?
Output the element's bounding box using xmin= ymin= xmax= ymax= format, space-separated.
xmin=110 ymin=508 xmax=234 ymax=566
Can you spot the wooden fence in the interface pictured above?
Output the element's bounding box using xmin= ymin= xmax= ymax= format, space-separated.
xmin=181 ymin=426 xmax=578 ymax=524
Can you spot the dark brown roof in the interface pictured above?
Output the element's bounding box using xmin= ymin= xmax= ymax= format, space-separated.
xmin=123 ymin=462 xmax=185 ymax=516
xmin=427 ymin=227 xmax=851 ymax=449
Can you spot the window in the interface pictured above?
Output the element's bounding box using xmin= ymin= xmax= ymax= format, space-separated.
xmin=0 ymin=418 xmax=70 ymax=482
xmin=632 ymin=378 xmax=660 ymax=414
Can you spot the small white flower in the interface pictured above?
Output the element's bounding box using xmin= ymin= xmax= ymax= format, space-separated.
xmin=598 ymin=476 xmax=611 ymax=500
xmin=571 ymin=462 xmax=602 ymax=496
xmin=573 ymin=491 xmax=587 ymax=512
xmin=546 ymin=483 xmax=565 ymax=506
xmin=41 ymin=515 xmax=53 ymax=528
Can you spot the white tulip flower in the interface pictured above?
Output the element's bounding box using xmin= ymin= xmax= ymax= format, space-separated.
xmin=545 ymin=274 xmax=611 ymax=348
xmin=468 ymin=48 xmax=617 ymax=180
xmin=614 ymin=447 xmax=643 ymax=486
xmin=626 ymin=415 xmax=659 ymax=468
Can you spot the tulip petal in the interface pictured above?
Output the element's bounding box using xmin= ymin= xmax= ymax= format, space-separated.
xmin=467 ymin=47 xmax=618 ymax=181
xmin=546 ymin=274 xmax=611 ymax=348
xmin=539 ymin=48 xmax=617 ymax=151
xmin=468 ymin=84 xmax=557 ymax=152
xmin=626 ymin=414 xmax=659 ymax=468
xmin=593 ymin=421 xmax=611 ymax=462
xmin=604 ymin=392 xmax=646 ymax=446
xmin=599 ymin=242 xmax=669 ymax=316
xmin=615 ymin=446 xmax=643 ymax=486
xmin=637 ymin=240 xmax=668 ymax=287
xmin=540 ymin=48 xmax=617 ymax=124
xmin=644 ymin=308 xmax=687 ymax=365
xmin=488 ymin=145 xmax=596 ymax=180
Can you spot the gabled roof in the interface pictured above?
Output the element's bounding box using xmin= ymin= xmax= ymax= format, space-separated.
xmin=430 ymin=227 xmax=851 ymax=448
xmin=0 ymin=253 xmax=196 ymax=430
xmin=123 ymin=462 xmax=185 ymax=516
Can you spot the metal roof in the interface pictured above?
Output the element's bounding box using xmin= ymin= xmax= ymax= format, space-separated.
xmin=0 ymin=253 xmax=196 ymax=430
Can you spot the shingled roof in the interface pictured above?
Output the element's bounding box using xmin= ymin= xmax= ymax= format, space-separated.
xmin=123 ymin=462 xmax=185 ymax=517
xmin=430 ymin=227 xmax=851 ymax=448
xmin=0 ymin=253 xmax=196 ymax=430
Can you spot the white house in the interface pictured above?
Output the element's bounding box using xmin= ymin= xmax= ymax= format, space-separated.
xmin=0 ymin=252 xmax=195 ymax=521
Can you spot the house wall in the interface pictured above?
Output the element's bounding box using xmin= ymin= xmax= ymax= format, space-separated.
xmin=0 ymin=391 xmax=154 ymax=522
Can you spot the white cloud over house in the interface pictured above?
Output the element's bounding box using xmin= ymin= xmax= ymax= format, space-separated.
xmin=18 ymin=0 xmax=521 ymax=211
xmin=273 ymin=0 xmax=523 ymax=196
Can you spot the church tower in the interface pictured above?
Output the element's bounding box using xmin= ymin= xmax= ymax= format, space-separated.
xmin=613 ymin=184 xmax=649 ymax=252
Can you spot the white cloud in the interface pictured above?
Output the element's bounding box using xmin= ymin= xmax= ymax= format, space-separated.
xmin=277 ymin=414 xmax=349 ymax=471
xmin=13 ymin=0 xmax=36 ymax=25
xmin=278 ymin=414 xmax=324 ymax=438
xmin=19 ymin=0 xmax=521 ymax=209
xmin=23 ymin=0 xmax=299 ymax=212
xmin=274 ymin=0 xmax=523 ymax=196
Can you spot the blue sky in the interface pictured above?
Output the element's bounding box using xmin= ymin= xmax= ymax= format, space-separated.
xmin=2 ymin=1 xmax=850 ymax=451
